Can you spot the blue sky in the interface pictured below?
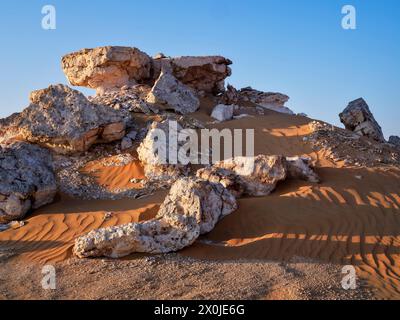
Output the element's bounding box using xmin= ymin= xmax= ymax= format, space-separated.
xmin=1 ymin=0 xmax=399 ymax=137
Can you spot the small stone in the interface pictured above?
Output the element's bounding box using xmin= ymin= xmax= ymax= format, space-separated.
xmin=211 ymin=104 xmax=234 ymax=122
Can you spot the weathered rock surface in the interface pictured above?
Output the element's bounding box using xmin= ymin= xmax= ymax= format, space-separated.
xmin=339 ymin=98 xmax=385 ymax=142
xmin=62 ymin=46 xmax=152 ymax=94
xmin=220 ymin=85 xmax=293 ymax=114
xmin=211 ymin=104 xmax=234 ymax=122
xmin=0 ymin=142 xmax=56 ymax=223
xmin=73 ymin=178 xmax=237 ymax=258
xmin=89 ymin=84 xmax=157 ymax=115
xmin=0 ymin=84 xmax=126 ymax=154
xmin=389 ymin=136 xmax=400 ymax=148
xmin=197 ymin=155 xmax=288 ymax=197
xmin=137 ymin=120 xmax=189 ymax=182
xmin=146 ymin=72 xmax=200 ymax=114
xmin=152 ymin=56 xmax=232 ymax=95
xmin=285 ymin=156 xmax=320 ymax=183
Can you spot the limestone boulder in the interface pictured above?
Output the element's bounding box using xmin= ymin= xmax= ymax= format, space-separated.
xmin=285 ymin=156 xmax=320 ymax=183
xmin=0 ymin=84 xmax=126 ymax=154
xmin=62 ymin=46 xmax=152 ymax=94
xmin=339 ymin=98 xmax=385 ymax=142
xmin=137 ymin=120 xmax=189 ymax=182
xmin=73 ymin=177 xmax=237 ymax=258
xmin=152 ymin=56 xmax=232 ymax=95
xmin=197 ymin=155 xmax=287 ymax=197
xmin=146 ymin=72 xmax=200 ymax=114
xmin=211 ymin=104 xmax=234 ymax=122
xmin=0 ymin=142 xmax=56 ymax=223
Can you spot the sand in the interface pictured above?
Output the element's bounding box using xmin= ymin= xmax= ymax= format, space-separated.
xmin=1 ymin=104 xmax=399 ymax=300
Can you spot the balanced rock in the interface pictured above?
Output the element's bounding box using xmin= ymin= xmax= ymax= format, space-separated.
xmin=339 ymin=98 xmax=385 ymax=142
xmin=62 ymin=46 xmax=152 ymax=94
xmin=152 ymin=56 xmax=232 ymax=95
xmin=146 ymin=72 xmax=200 ymax=114
xmin=211 ymin=104 xmax=234 ymax=122
xmin=73 ymin=177 xmax=237 ymax=258
xmin=0 ymin=142 xmax=56 ymax=223
xmin=137 ymin=120 xmax=189 ymax=182
xmin=197 ymin=155 xmax=287 ymax=197
xmin=0 ymin=84 xmax=126 ymax=154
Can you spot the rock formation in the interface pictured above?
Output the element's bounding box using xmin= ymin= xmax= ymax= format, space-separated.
xmin=220 ymin=85 xmax=293 ymax=114
xmin=62 ymin=46 xmax=152 ymax=94
xmin=146 ymin=72 xmax=200 ymax=114
xmin=211 ymin=104 xmax=234 ymax=122
xmin=0 ymin=84 xmax=126 ymax=154
xmin=197 ymin=155 xmax=288 ymax=197
xmin=285 ymin=156 xmax=320 ymax=183
xmin=137 ymin=120 xmax=189 ymax=182
xmin=152 ymin=56 xmax=232 ymax=95
xmin=197 ymin=155 xmax=320 ymax=197
xmin=339 ymin=98 xmax=385 ymax=142
xmin=73 ymin=178 xmax=237 ymax=258
xmin=0 ymin=142 xmax=56 ymax=223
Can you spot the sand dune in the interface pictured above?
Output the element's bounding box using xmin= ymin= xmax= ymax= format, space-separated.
xmin=1 ymin=110 xmax=399 ymax=299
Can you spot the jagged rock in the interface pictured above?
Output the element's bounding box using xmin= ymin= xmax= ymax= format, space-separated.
xmin=389 ymin=136 xmax=400 ymax=147
xmin=220 ymin=85 xmax=293 ymax=114
xmin=152 ymin=56 xmax=232 ymax=95
xmin=211 ymin=104 xmax=234 ymax=122
xmin=285 ymin=156 xmax=320 ymax=183
xmin=73 ymin=177 xmax=237 ymax=258
xmin=339 ymin=98 xmax=385 ymax=142
xmin=0 ymin=142 xmax=56 ymax=223
xmin=146 ymin=72 xmax=200 ymax=114
xmin=62 ymin=46 xmax=152 ymax=94
xmin=137 ymin=120 xmax=189 ymax=182
xmin=0 ymin=84 xmax=126 ymax=154
xmin=120 ymin=137 xmax=133 ymax=150
xmin=89 ymin=84 xmax=157 ymax=115
xmin=197 ymin=155 xmax=287 ymax=197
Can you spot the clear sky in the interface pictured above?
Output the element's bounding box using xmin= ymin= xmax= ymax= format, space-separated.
xmin=1 ymin=0 xmax=399 ymax=137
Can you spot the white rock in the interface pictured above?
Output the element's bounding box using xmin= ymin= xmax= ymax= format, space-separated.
xmin=211 ymin=104 xmax=234 ymax=122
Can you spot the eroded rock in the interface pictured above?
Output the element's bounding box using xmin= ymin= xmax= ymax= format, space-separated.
xmin=0 ymin=84 xmax=126 ymax=154
xmin=146 ymin=72 xmax=200 ymax=114
xmin=220 ymin=85 xmax=293 ymax=114
xmin=389 ymin=136 xmax=400 ymax=148
xmin=62 ymin=46 xmax=152 ymax=94
xmin=137 ymin=120 xmax=189 ymax=183
xmin=285 ymin=156 xmax=320 ymax=183
xmin=73 ymin=177 xmax=237 ymax=258
xmin=0 ymin=142 xmax=56 ymax=223
xmin=339 ymin=98 xmax=385 ymax=142
xmin=152 ymin=56 xmax=232 ymax=95
xmin=211 ymin=104 xmax=234 ymax=122
xmin=197 ymin=155 xmax=287 ymax=197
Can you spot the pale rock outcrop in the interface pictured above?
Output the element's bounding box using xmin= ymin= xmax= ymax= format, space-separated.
xmin=389 ymin=136 xmax=400 ymax=148
xmin=62 ymin=46 xmax=152 ymax=94
xmin=73 ymin=177 xmax=237 ymax=258
xmin=0 ymin=142 xmax=56 ymax=223
xmin=0 ymin=85 xmax=126 ymax=154
xmin=197 ymin=155 xmax=287 ymax=197
xmin=220 ymin=85 xmax=293 ymax=114
xmin=339 ymin=98 xmax=385 ymax=142
xmin=152 ymin=56 xmax=232 ymax=95
xmin=137 ymin=120 xmax=189 ymax=182
xmin=146 ymin=72 xmax=200 ymax=114
xmin=285 ymin=156 xmax=320 ymax=183
xmin=211 ymin=104 xmax=234 ymax=122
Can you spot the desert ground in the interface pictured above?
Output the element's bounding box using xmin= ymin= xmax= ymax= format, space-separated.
xmin=1 ymin=103 xmax=399 ymax=299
